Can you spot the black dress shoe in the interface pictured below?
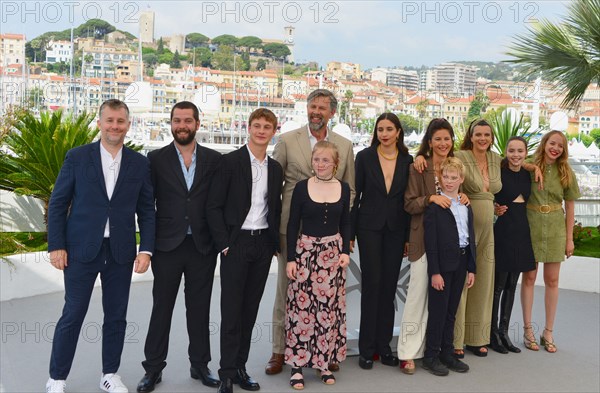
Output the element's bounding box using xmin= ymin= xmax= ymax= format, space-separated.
xmin=380 ymin=354 xmax=400 ymax=367
xmin=422 ymin=357 xmax=449 ymax=376
xmin=190 ymin=366 xmax=220 ymax=388
xmin=233 ymin=369 xmax=260 ymax=391
xmin=440 ymin=354 xmax=469 ymax=373
xmin=217 ymin=378 xmax=233 ymax=393
xmin=358 ymin=355 xmax=373 ymax=369
xmin=137 ymin=371 xmax=162 ymax=393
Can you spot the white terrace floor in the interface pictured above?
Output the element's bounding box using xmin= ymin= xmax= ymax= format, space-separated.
xmin=1 ymin=258 xmax=599 ymax=393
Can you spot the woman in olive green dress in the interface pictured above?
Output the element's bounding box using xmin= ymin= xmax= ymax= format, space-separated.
xmin=451 ymin=120 xmax=502 ymax=357
xmin=521 ymin=131 xmax=580 ymax=353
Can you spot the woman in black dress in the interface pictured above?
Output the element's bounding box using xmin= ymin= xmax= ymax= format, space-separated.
xmin=491 ymin=137 xmax=536 ymax=353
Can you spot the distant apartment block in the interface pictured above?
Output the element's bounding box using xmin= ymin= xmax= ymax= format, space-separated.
xmin=139 ymin=11 xmax=155 ymax=44
xmin=433 ymin=62 xmax=478 ymax=96
xmin=370 ymin=68 xmax=419 ymax=91
xmin=46 ymin=41 xmax=73 ymax=64
xmin=0 ymin=33 xmax=26 ymax=65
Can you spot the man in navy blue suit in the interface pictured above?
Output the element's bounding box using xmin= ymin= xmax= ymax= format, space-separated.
xmin=46 ymin=99 xmax=155 ymax=393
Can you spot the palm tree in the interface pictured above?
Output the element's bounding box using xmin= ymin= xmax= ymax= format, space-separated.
xmin=0 ymin=110 xmax=98 ymax=230
xmin=505 ymin=0 xmax=600 ymax=109
xmin=490 ymin=109 xmax=539 ymax=156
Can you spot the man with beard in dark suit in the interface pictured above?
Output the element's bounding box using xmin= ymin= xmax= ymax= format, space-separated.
xmin=137 ymin=101 xmax=221 ymax=392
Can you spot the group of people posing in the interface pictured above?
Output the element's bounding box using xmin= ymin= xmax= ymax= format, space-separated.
xmin=44 ymin=88 xmax=580 ymax=393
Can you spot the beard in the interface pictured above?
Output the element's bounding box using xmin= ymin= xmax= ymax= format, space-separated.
xmin=172 ymin=128 xmax=196 ymax=145
xmin=308 ymin=116 xmax=326 ymax=132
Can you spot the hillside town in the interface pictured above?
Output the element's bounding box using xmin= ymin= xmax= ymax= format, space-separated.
xmin=1 ymin=11 xmax=599 ymax=144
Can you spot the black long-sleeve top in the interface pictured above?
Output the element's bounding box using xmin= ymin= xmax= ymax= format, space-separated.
xmin=287 ymin=179 xmax=351 ymax=261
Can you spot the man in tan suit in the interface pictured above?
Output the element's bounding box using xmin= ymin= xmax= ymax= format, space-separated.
xmin=265 ymin=89 xmax=355 ymax=375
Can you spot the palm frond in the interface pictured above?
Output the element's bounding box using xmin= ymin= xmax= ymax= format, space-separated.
xmin=505 ymin=0 xmax=600 ymax=109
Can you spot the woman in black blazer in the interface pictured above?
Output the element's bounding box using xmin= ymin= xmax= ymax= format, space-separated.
xmin=351 ymin=113 xmax=413 ymax=369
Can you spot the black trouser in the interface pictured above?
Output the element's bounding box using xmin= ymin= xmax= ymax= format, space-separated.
xmin=142 ymin=236 xmax=217 ymax=372
xmin=218 ymin=230 xmax=275 ymax=380
xmin=357 ymin=227 xmax=404 ymax=357
xmin=424 ymin=249 xmax=468 ymax=359
xmin=491 ymin=271 xmax=520 ymax=341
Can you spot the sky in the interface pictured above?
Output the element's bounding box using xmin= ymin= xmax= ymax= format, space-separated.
xmin=1 ymin=0 xmax=570 ymax=68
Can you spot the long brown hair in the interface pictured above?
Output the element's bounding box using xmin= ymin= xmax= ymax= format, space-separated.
xmin=533 ymin=130 xmax=573 ymax=188
xmin=370 ymin=112 xmax=409 ymax=155
xmin=415 ymin=118 xmax=455 ymax=158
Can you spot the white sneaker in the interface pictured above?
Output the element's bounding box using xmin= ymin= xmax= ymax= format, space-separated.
xmin=46 ymin=378 xmax=66 ymax=393
xmin=100 ymin=373 xmax=128 ymax=393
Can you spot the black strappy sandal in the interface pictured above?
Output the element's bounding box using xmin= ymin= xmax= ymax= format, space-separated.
xmin=319 ymin=370 xmax=336 ymax=385
xmin=290 ymin=367 xmax=304 ymax=390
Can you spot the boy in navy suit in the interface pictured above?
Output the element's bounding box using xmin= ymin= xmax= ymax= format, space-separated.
xmin=422 ymin=157 xmax=476 ymax=376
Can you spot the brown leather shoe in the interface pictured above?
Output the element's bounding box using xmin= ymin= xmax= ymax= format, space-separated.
xmin=328 ymin=363 xmax=340 ymax=372
xmin=265 ymin=353 xmax=284 ymax=375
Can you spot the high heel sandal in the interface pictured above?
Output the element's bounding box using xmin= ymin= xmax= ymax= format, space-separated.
xmin=523 ymin=325 xmax=539 ymax=351
xmin=318 ymin=369 xmax=335 ymax=385
xmin=290 ymin=368 xmax=304 ymax=390
xmin=540 ymin=328 xmax=557 ymax=353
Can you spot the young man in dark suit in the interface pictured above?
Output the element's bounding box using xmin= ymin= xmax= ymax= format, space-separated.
xmin=46 ymin=99 xmax=155 ymax=393
xmin=207 ymin=108 xmax=283 ymax=393
xmin=422 ymin=157 xmax=476 ymax=376
xmin=137 ymin=101 xmax=222 ymax=392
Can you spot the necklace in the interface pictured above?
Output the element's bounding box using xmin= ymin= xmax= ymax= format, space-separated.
xmin=315 ymin=174 xmax=335 ymax=182
xmin=378 ymin=145 xmax=398 ymax=160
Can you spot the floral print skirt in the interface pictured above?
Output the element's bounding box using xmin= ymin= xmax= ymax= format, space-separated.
xmin=285 ymin=233 xmax=347 ymax=370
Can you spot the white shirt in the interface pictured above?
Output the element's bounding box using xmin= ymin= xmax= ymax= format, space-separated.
xmin=241 ymin=145 xmax=269 ymax=230
xmin=442 ymin=192 xmax=469 ymax=248
xmin=307 ymin=125 xmax=328 ymax=149
xmin=100 ymin=143 xmax=122 ymax=238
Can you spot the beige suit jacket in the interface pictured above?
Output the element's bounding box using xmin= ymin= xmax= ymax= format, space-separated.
xmin=273 ymin=125 xmax=355 ymax=234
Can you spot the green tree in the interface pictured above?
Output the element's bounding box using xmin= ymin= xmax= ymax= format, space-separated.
xmin=190 ymin=47 xmax=213 ymax=67
xmin=238 ymin=36 xmax=262 ymax=52
xmin=158 ymin=52 xmax=174 ymax=65
xmin=589 ymin=128 xmax=600 ymax=147
xmin=212 ymin=34 xmax=238 ymax=46
xmin=157 ymin=37 xmax=165 ymax=54
xmin=256 ymin=59 xmax=267 ymax=71
xmin=74 ymin=19 xmax=115 ymax=38
xmin=580 ymin=134 xmax=594 ymax=147
xmin=262 ymin=43 xmax=291 ymax=59
xmin=467 ymin=91 xmax=490 ymax=121
xmin=143 ymin=53 xmax=158 ymax=68
xmin=506 ymin=0 xmax=600 ymax=108
xmin=0 ymin=110 xmax=98 ymax=229
xmin=171 ymin=50 xmax=182 ymax=68
xmin=397 ymin=113 xmax=420 ymax=133
xmin=240 ymin=51 xmax=251 ymax=71
xmin=212 ymin=45 xmax=234 ymax=70
xmin=186 ymin=33 xmax=210 ymax=48
xmin=339 ymin=90 xmax=353 ymax=124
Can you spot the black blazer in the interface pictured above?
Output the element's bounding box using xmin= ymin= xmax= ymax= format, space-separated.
xmin=423 ymin=202 xmax=476 ymax=276
xmin=351 ymin=146 xmax=413 ymax=239
xmin=148 ymin=142 xmax=221 ymax=254
xmin=206 ymin=146 xmax=283 ymax=253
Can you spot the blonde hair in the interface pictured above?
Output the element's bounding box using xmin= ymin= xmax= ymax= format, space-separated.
xmin=312 ymin=140 xmax=340 ymax=166
xmin=533 ymin=130 xmax=573 ymax=188
xmin=439 ymin=156 xmax=465 ymax=178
